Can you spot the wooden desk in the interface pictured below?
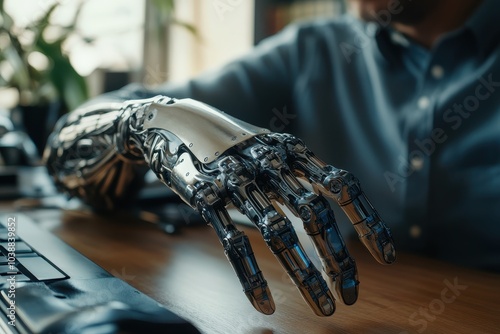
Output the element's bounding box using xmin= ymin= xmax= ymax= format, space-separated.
xmin=36 ymin=209 xmax=500 ymax=334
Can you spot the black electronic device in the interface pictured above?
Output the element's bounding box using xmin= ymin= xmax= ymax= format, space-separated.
xmin=0 ymin=213 xmax=200 ymax=334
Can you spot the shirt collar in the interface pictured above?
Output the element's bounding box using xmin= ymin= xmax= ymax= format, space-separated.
xmin=356 ymin=21 xmax=402 ymax=66
xmin=371 ymin=0 xmax=500 ymax=58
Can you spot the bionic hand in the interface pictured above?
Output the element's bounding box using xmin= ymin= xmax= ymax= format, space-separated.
xmin=44 ymin=96 xmax=396 ymax=316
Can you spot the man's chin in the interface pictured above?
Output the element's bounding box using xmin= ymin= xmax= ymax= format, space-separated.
xmin=348 ymin=0 xmax=392 ymax=21
xmin=348 ymin=0 xmax=437 ymax=25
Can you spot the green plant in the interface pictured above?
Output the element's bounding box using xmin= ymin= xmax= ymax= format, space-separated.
xmin=151 ymin=0 xmax=197 ymax=35
xmin=0 ymin=0 xmax=88 ymax=111
xmin=0 ymin=0 xmax=196 ymax=111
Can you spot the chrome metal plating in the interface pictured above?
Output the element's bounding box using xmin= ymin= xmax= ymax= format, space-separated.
xmin=44 ymin=96 xmax=395 ymax=317
xmin=143 ymin=99 xmax=269 ymax=163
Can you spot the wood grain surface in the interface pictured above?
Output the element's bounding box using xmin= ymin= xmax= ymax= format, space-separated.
xmin=37 ymin=209 xmax=500 ymax=334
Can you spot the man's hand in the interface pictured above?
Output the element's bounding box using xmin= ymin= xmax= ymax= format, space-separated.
xmin=45 ymin=96 xmax=395 ymax=316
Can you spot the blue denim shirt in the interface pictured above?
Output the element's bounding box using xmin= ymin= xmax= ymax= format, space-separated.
xmin=108 ymin=0 xmax=500 ymax=271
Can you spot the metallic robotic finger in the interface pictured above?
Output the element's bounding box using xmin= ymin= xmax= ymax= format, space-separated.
xmin=44 ymin=96 xmax=396 ymax=316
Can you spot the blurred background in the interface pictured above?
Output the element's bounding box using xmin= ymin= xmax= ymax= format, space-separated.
xmin=0 ymin=0 xmax=346 ymax=198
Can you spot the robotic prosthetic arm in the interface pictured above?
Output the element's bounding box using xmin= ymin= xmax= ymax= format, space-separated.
xmin=44 ymin=96 xmax=396 ymax=316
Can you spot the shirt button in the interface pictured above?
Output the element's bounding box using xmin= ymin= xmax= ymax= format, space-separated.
xmin=410 ymin=225 xmax=422 ymax=238
xmin=390 ymin=31 xmax=409 ymax=47
xmin=418 ymin=96 xmax=430 ymax=109
xmin=410 ymin=155 xmax=424 ymax=171
xmin=431 ymin=65 xmax=444 ymax=79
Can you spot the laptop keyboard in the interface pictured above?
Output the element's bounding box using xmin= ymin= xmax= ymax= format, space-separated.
xmin=0 ymin=213 xmax=201 ymax=334
xmin=0 ymin=224 xmax=67 ymax=285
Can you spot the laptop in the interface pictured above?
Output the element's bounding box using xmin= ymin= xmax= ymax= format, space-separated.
xmin=0 ymin=212 xmax=200 ymax=334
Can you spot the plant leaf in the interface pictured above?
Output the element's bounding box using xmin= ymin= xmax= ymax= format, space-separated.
xmin=0 ymin=2 xmax=14 ymax=30
xmin=30 ymin=3 xmax=59 ymax=43
xmin=151 ymin=0 xmax=175 ymax=20
xmin=169 ymin=18 xmax=199 ymax=38
xmin=3 ymin=45 xmax=30 ymax=91
xmin=35 ymin=38 xmax=88 ymax=110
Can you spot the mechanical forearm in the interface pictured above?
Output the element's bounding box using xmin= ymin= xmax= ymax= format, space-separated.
xmin=44 ymin=97 xmax=172 ymax=210
xmin=45 ymin=95 xmax=395 ymax=317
